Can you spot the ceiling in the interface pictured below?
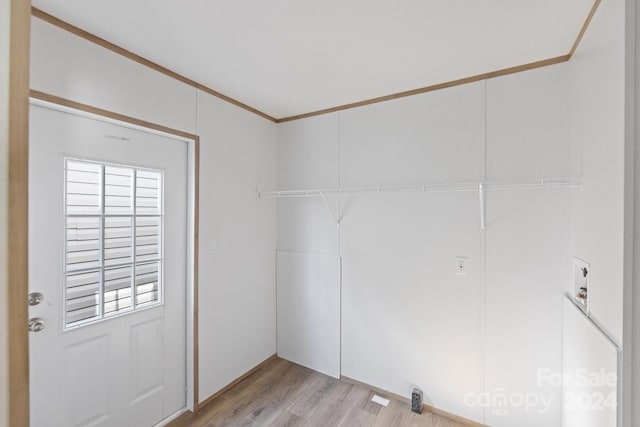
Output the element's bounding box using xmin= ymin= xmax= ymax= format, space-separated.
xmin=32 ymin=0 xmax=595 ymax=120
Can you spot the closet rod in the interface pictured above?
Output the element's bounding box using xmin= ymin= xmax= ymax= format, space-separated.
xmin=260 ymin=176 xmax=582 ymax=199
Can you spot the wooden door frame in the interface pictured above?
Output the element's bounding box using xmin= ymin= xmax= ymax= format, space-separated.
xmin=7 ymin=0 xmax=32 ymax=425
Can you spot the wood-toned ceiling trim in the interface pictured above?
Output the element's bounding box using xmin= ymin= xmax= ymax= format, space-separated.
xmin=569 ymin=0 xmax=602 ymax=58
xmin=276 ymin=55 xmax=570 ymax=123
xmin=32 ymin=0 xmax=600 ymax=124
xmin=31 ymin=7 xmax=278 ymax=123
xmin=277 ymin=0 xmax=600 ymax=122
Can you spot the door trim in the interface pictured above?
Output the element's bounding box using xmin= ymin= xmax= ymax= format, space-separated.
xmin=29 ymin=90 xmax=198 ymax=141
xmin=27 ymin=90 xmax=202 ymax=412
xmin=8 ymin=0 xmax=32 ymax=425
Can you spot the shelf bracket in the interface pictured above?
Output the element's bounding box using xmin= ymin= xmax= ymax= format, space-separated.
xmin=319 ymin=191 xmax=340 ymax=224
xmin=479 ymin=183 xmax=486 ymax=231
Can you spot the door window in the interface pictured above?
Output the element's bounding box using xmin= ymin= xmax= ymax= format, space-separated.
xmin=64 ymin=158 xmax=164 ymax=328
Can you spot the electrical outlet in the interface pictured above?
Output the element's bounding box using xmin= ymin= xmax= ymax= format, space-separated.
xmin=455 ymin=257 xmax=467 ymax=276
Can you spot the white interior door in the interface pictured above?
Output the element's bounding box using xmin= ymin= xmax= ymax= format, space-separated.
xmin=28 ymin=103 xmax=188 ymax=427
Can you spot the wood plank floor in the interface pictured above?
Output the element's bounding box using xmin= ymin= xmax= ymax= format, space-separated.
xmin=169 ymin=358 xmax=472 ymax=427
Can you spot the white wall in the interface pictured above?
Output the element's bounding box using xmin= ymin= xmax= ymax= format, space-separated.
xmin=337 ymin=82 xmax=485 ymax=424
xmin=483 ymin=66 xmax=570 ymax=427
xmin=277 ymin=114 xmax=340 ymax=256
xmin=568 ymin=0 xmax=626 ymax=344
xmin=0 ymin=0 xmax=10 ymax=424
xmin=30 ymin=18 xmax=197 ymax=134
xmin=562 ymin=0 xmax=626 ymax=423
xmin=29 ymin=16 xmax=278 ymax=405
xmin=195 ymin=90 xmax=277 ymax=400
xmin=277 ymin=64 xmax=570 ymax=426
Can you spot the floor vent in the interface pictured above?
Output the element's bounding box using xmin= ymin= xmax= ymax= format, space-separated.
xmin=371 ymin=395 xmax=390 ymax=407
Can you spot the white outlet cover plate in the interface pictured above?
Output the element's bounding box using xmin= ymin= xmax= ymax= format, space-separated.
xmin=456 ymin=257 xmax=467 ymax=276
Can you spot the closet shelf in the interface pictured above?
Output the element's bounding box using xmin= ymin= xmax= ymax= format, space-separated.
xmin=259 ymin=176 xmax=582 ymax=199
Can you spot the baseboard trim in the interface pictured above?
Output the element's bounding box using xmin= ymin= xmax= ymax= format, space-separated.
xmin=340 ymin=375 xmax=486 ymax=427
xmin=154 ymin=407 xmax=188 ymax=426
xmin=167 ymin=353 xmax=278 ymax=426
xmin=422 ymin=403 xmax=486 ymax=427
xmin=198 ymin=353 xmax=278 ymax=410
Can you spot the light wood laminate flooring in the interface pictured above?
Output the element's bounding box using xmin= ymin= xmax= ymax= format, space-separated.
xmin=170 ymin=357 xmax=475 ymax=427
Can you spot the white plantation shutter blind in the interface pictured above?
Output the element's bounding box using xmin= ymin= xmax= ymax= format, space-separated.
xmin=64 ymin=159 xmax=163 ymax=328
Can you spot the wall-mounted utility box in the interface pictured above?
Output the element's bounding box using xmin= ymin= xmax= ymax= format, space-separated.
xmin=411 ymin=388 xmax=423 ymax=414
xmin=573 ymin=257 xmax=590 ymax=313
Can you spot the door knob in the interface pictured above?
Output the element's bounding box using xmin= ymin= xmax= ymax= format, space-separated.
xmin=29 ymin=292 xmax=44 ymax=306
xmin=28 ymin=318 xmax=45 ymax=332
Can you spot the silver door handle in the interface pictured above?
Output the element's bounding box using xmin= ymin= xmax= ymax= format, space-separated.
xmin=29 ymin=292 xmax=44 ymax=306
xmin=29 ymin=318 xmax=45 ymax=332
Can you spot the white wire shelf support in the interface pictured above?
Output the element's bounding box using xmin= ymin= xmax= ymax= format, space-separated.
xmin=259 ymin=176 xmax=582 ymax=199
xmin=258 ymin=176 xmax=582 ymax=230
